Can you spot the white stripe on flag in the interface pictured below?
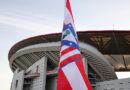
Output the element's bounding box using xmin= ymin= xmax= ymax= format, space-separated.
xmin=61 ymin=45 xmax=70 ymax=51
xmin=64 ymin=8 xmax=75 ymax=27
xmin=62 ymin=62 xmax=88 ymax=90
xmin=60 ymin=49 xmax=80 ymax=62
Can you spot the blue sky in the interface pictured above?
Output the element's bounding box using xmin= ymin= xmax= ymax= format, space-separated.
xmin=0 ymin=0 xmax=130 ymax=90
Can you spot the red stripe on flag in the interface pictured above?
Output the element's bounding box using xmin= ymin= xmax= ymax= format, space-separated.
xmin=57 ymin=70 xmax=72 ymax=90
xmin=63 ymin=23 xmax=66 ymax=26
xmin=60 ymin=47 xmax=76 ymax=56
xmin=66 ymin=0 xmax=74 ymax=22
xmin=75 ymin=60 xmax=93 ymax=90
xmin=59 ymin=54 xmax=82 ymax=68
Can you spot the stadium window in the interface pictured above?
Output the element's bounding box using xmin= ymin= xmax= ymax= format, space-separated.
xmin=15 ymin=80 xmax=18 ymax=88
xmin=111 ymin=88 xmax=115 ymax=90
xmin=36 ymin=65 xmax=39 ymax=73
xmin=119 ymin=83 xmax=123 ymax=84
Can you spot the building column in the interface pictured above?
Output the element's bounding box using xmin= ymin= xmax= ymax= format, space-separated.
xmin=39 ymin=57 xmax=47 ymax=90
xmin=26 ymin=56 xmax=47 ymax=90
xmin=10 ymin=69 xmax=24 ymax=90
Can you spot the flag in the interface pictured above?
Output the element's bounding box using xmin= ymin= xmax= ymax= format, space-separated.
xmin=57 ymin=0 xmax=93 ymax=90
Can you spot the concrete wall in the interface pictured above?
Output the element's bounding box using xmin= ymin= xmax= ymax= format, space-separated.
xmin=11 ymin=69 xmax=24 ymax=90
xmin=95 ymin=78 xmax=130 ymax=90
xmin=11 ymin=57 xmax=47 ymax=90
xmin=25 ymin=57 xmax=47 ymax=90
xmin=11 ymin=56 xmax=130 ymax=90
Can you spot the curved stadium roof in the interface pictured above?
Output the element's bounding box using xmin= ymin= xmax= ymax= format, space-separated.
xmin=9 ymin=30 xmax=130 ymax=72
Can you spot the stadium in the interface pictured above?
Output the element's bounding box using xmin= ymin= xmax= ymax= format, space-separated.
xmin=9 ymin=30 xmax=130 ymax=90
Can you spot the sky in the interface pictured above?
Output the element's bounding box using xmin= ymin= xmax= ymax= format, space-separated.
xmin=0 ymin=0 xmax=130 ymax=90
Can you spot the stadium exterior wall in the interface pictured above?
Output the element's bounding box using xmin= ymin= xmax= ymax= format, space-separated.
xmin=9 ymin=42 xmax=118 ymax=90
xmin=8 ymin=31 xmax=130 ymax=90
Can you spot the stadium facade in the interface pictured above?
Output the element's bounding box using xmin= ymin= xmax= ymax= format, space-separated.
xmin=9 ymin=30 xmax=130 ymax=90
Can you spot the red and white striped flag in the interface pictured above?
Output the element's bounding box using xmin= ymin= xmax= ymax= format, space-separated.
xmin=57 ymin=0 xmax=93 ymax=90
